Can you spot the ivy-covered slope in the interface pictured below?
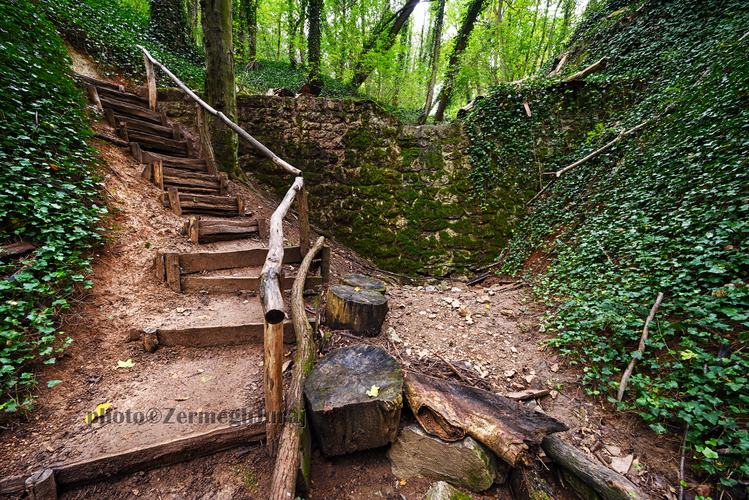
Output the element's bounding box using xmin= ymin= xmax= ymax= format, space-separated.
xmin=466 ymin=0 xmax=749 ymax=483
xmin=0 ymin=0 xmax=108 ymax=412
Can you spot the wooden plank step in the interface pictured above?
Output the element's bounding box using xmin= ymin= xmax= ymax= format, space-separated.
xmin=97 ymin=86 xmax=149 ymax=107
xmin=148 ymin=320 xmax=306 ymax=347
xmin=100 ymin=96 xmax=164 ymax=125
xmin=142 ymin=151 xmax=207 ymax=171
xmin=186 ymin=216 xmax=266 ymax=244
xmin=114 ymin=114 xmax=177 ymax=139
xmin=76 ymin=74 xmax=136 ymax=94
xmin=177 ymin=193 xmax=240 ymax=215
xmin=176 ymin=247 xmax=306 ymax=274
xmin=126 ymin=131 xmax=189 ymax=157
xmin=180 ymin=275 xmax=323 ymax=294
xmin=164 ymin=182 xmax=219 ymax=195
xmin=163 ymin=167 xmax=218 ymax=184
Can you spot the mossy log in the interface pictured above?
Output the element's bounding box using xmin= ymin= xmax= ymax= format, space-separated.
xmin=339 ymin=274 xmax=386 ymax=293
xmin=509 ymin=466 xmax=555 ymax=500
xmin=325 ymin=285 xmax=388 ymax=336
xmin=304 ymin=344 xmax=403 ymax=456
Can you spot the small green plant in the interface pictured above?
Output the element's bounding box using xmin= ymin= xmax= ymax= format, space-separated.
xmin=233 ymin=465 xmax=258 ymax=492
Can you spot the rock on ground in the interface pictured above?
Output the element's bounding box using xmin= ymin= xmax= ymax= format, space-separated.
xmin=387 ymin=424 xmax=506 ymax=492
xmin=425 ymin=481 xmax=473 ymax=500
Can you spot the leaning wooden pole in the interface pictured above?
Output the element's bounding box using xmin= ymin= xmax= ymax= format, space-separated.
xmin=268 ymin=236 xmax=325 ymax=500
xmin=136 ymin=45 xmax=301 ymax=176
xmin=261 ymin=176 xmax=304 ymax=456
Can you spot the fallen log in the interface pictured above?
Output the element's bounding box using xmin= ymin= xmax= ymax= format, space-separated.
xmin=541 ymin=435 xmax=649 ymax=500
xmin=403 ymin=372 xmax=568 ymax=467
xmin=0 ymin=242 xmax=35 ymax=260
xmin=269 ymin=236 xmax=325 ymax=500
xmin=563 ymin=56 xmax=609 ymax=82
xmin=305 ymin=344 xmax=403 ymax=456
xmin=0 ymin=423 xmax=265 ymax=495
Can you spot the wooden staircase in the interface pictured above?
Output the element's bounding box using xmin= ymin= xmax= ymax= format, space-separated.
xmin=79 ymin=71 xmax=328 ymax=350
xmin=79 ymin=73 xmax=245 ymax=221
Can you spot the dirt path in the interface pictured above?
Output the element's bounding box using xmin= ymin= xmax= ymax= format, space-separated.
xmin=0 ymin=93 xmax=682 ymax=500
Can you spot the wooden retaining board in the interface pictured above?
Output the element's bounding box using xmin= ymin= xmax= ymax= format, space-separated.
xmin=77 ymin=74 xmax=135 ymax=94
xmin=180 ymin=275 xmax=323 ymax=293
xmin=127 ymin=130 xmax=188 ymax=157
xmin=97 ymin=86 xmax=149 ymax=107
xmin=152 ymin=320 xmax=302 ymax=347
xmin=178 ymin=247 xmax=306 ymax=274
xmin=141 ymin=151 xmax=207 ymax=171
xmin=100 ymin=96 xmax=163 ymax=124
xmin=114 ymin=114 xmax=175 ymax=139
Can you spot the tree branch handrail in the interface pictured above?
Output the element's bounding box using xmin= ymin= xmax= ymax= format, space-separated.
xmin=136 ymin=45 xmax=301 ymax=176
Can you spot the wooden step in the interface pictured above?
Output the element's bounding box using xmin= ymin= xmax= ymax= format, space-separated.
xmin=136 ymin=320 xmax=307 ymax=348
xmin=186 ymin=216 xmax=267 ymax=243
xmin=101 ymin=96 xmax=166 ymax=125
xmin=141 ymin=151 xmax=207 ymax=172
xmin=158 ymin=188 xmax=243 ymax=216
xmin=96 ymin=86 xmax=149 ymax=108
xmin=125 ymin=130 xmax=190 ymax=157
xmin=77 ymin=74 xmax=136 ymax=94
xmin=180 ymin=275 xmax=323 ymax=294
xmin=154 ymin=246 xmax=331 ymax=292
xmin=114 ymin=114 xmax=179 ymax=140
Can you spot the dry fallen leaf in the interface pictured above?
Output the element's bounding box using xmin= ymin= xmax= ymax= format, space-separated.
xmin=116 ymin=359 xmax=135 ymax=369
xmin=366 ymin=385 xmax=380 ymax=397
xmin=175 ymin=396 xmax=190 ymax=401
xmin=85 ymin=402 xmax=112 ymax=424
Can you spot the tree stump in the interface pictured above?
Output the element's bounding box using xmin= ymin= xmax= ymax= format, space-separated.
xmin=304 ymin=344 xmax=403 ymax=456
xmin=325 ymin=285 xmax=388 ymax=336
xmin=339 ymin=274 xmax=386 ymax=293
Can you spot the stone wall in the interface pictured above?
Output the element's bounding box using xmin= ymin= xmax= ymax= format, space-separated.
xmin=159 ymin=89 xmax=596 ymax=275
xmin=232 ymin=95 xmax=537 ymax=275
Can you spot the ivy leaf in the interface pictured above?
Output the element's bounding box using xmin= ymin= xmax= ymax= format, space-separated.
xmin=46 ymin=379 xmax=61 ymax=388
xmin=702 ymin=447 xmax=719 ymax=459
xmin=366 ymin=385 xmax=380 ymax=397
xmin=680 ymin=350 xmax=698 ymax=360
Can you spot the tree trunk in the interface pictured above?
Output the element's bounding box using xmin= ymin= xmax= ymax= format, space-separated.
xmin=200 ymin=0 xmax=239 ymax=178
xmin=242 ymin=0 xmax=258 ymax=62
xmin=433 ymin=0 xmax=486 ymax=122
xmin=418 ymin=0 xmax=445 ymax=125
xmin=348 ymin=0 xmax=420 ymax=90
xmin=150 ymin=0 xmax=192 ymax=51
xmin=307 ymin=0 xmax=322 ymax=84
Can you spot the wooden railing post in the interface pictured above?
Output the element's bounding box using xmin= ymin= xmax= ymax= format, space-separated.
xmin=264 ymin=320 xmax=283 ymax=456
xmin=196 ymin=104 xmax=218 ymax=176
xmin=298 ymin=184 xmax=310 ymax=257
xmin=143 ymin=53 xmax=157 ymax=111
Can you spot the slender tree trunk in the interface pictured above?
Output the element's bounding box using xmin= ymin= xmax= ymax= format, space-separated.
xmin=418 ymin=0 xmax=445 ymax=125
xmin=433 ymin=0 xmax=486 ymax=122
xmin=185 ymin=0 xmax=200 ymax=46
xmin=150 ymin=0 xmax=192 ymax=51
xmin=348 ymin=0 xmax=420 ymax=89
xmin=200 ymin=0 xmax=239 ymax=178
xmin=308 ymin=0 xmax=323 ymax=84
xmin=242 ymin=0 xmax=258 ymax=62
xmin=530 ymin=0 xmax=552 ymax=73
xmin=522 ymin=0 xmax=541 ymax=73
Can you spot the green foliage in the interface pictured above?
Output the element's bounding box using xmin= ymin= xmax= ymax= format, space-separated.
xmin=471 ymin=0 xmax=749 ymax=482
xmin=0 ymin=0 xmax=107 ymax=411
xmin=39 ymin=0 xmax=204 ymax=88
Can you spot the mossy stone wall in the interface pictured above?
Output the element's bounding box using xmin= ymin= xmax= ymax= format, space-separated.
xmin=160 ymin=90 xmax=592 ymax=275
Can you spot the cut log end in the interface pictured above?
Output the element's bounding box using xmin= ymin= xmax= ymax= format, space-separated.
xmin=325 ymin=285 xmax=388 ymax=336
xmin=305 ymin=344 xmax=403 ymax=456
